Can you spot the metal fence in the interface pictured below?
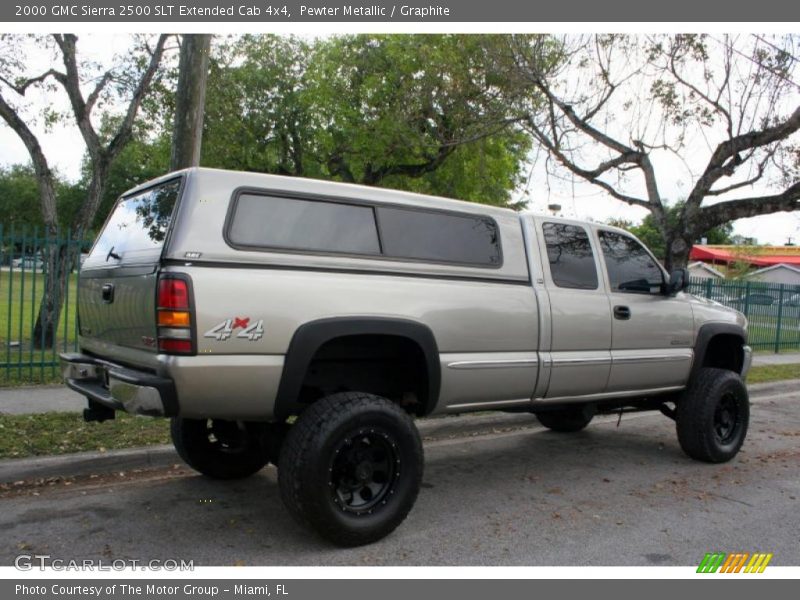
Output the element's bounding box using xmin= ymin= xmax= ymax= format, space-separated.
xmin=0 ymin=225 xmax=91 ymax=384
xmin=688 ymin=277 xmax=800 ymax=352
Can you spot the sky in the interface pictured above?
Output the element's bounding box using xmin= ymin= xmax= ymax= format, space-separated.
xmin=0 ymin=33 xmax=798 ymax=246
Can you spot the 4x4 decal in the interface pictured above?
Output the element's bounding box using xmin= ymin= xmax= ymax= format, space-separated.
xmin=204 ymin=317 xmax=264 ymax=341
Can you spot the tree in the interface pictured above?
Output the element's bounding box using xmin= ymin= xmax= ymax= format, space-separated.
xmin=610 ymin=202 xmax=733 ymax=260
xmin=171 ymin=34 xmax=212 ymax=170
xmin=0 ymin=34 xmax=169 ymax=347
xmin=200 ymin=35 xmax=543 ymax=207
xmin=0 ymin=164 xmax=43 ymax=229
xmin=495 ymin=34 xmax=800 ymax=269
xmin=0 ymin=164 xmax=88 ymax=234
xmin=78 ymin=123 xmax=172 ymax=234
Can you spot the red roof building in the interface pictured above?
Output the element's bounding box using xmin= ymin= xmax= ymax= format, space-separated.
xmin=689 ymin=245 xmax=800 ymax=267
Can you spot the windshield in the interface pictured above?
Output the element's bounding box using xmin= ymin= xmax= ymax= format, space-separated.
xmin=84 ymin=179 xmax=181 ymax=269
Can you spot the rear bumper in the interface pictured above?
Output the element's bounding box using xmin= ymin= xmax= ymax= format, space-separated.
xmin=60 ymin=353 xmax=178 ymax=417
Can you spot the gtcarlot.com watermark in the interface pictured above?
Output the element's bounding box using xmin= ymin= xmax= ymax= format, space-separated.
xmin=15 ymin=554 xmax=194 ymax=571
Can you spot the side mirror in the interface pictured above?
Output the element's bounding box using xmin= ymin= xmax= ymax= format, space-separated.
xmin=666 ymin=268 xmax=689 ymax=296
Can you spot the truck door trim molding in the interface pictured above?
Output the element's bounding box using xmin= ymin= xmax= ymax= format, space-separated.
xmin=447 ymin=358 xmax=538 ymax=370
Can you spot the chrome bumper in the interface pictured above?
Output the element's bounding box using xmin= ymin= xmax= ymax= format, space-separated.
xmin=741 ymin=345 xmax=753 ymax=380
xmin=60 ymin=353 xmax=178 ymax=417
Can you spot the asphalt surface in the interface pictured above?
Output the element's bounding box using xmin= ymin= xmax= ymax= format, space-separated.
xmin=1 ymin=381 xmax=798 ymax=566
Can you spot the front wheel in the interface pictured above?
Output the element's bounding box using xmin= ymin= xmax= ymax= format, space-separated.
xmin=170 ymin=418 xmax=269 ymax=479
xmin=278 ymin=392 xmax=423 ymax=547
xmin=676 ymin=368 xmax=749 ymax=463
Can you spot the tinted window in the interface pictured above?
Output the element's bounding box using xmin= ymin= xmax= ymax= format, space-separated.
xmin=377 ymin=207 xmax=501 ymax=266
xmin=228 ymin=194 xmax=380 ymax=255
xmin=542 ymin=223 xmax=598 ymax=289
xmin=87 ymin=179 xmax=181 ymax=266
xmin=599 ymin=230 xmax=664 ymax=293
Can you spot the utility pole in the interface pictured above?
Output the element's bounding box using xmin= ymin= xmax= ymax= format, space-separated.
xmin=171 ymin=34 xmax=212 ymax=170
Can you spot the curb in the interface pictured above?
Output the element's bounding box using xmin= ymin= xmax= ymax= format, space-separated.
xmin=0 ymin=412 xmax=542 ymax=484
xmin=0 ymin=445 xmax=179 ymax=484
xmin=1 ymin=379 xmax=796 ymax=484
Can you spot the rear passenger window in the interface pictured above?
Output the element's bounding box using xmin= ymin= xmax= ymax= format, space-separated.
xmin=542 ymin=222 xmax=598 ymax=290
xmin=377 ymin=207 xmax=501 ymax=266
xmin=228 ymin=194 xmax=381 ymax=255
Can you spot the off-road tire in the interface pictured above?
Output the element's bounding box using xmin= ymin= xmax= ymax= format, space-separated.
xmin=278 ymin=392 xmax=423 ymax=547
xmin=676 ymin=368 xmax=749 ymax=463
xmin=536 ymin=406 xmax=594 ymax=432
xmin=170 ymin=418 xmax=269 ymax=479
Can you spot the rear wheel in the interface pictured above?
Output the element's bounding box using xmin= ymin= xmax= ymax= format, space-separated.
xmin=676 ymin=368 xmax=749 ymax=463
xmin=278 ymin=392 xmax=423 ymax=547
xmin=170 ymin=418 xmax=269 ymax=479
xmin=536 ymin=406 xmax=594 ymax=432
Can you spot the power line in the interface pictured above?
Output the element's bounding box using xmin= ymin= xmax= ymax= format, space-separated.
xmin=752 ymin=34 xmax=800 ymax=65
xmin=707 ymin=35 xmax=800 ymax=92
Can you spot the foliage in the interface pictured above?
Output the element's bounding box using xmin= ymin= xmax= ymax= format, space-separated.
xmin=0 ymin=164 xmax=86 ymax=231
xmin=199 ymin=34 xmax=538 ymax=206
xmin=79 ymin=120 xmax=172 ymax=232
xmin=0 ymin=34 xmax=171 ymax=348
xmin=496 ymin=34 xmax=800 ymax=269
xmin=610 ymin=202 xmax=733 ymax=259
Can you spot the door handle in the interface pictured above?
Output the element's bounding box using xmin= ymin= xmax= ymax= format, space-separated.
xmin=613 ymin=305 xmax=631 ymax=320
xmin=101 ymin=283 xmax=115 ymax=304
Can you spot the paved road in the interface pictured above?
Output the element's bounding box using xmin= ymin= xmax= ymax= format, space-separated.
xmin=1 ymin=384 xmax=798 ymax=567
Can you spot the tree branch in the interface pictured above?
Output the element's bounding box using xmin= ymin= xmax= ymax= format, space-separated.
xmin=705 ymin=151 xmax=773 ymax=196
xmin=85 ymin=72 xmax=112 ymax=113
xmin=523 ymin=115 xmax=651 ymax=209
xmin=697 ymin=181 xmax=800 ymax=231
xmin=107 ymin=34 xmax=169 ymax=158
xmin=0 ymin=69 xmax=65 ymax=95
xmin=666 ymin=40 xmax=734 ymax=138
xmin=0 ymin=91 xmax=59 ymax=227
xmin=687 ymin=104 xmax=800 ymax=206
xmin=363 ymin=144 xmax=456 ymax=185
xmin=52 ymin=33 xmax=100 ymax=156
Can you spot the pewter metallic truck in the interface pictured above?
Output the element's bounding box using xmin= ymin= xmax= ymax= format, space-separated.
xmin=61 ymin=168 xmax=752 ymax=546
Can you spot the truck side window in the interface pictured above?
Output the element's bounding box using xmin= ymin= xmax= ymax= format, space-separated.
xmin=599 ymin=230 xmax=664 ymax=294
xmin=377 ymin=207 xmax=501 ymax=267
xmin=542 ymin=222 xmax=598 ymax=290
xmin=228 ymin=194 xmax=381 ymax=255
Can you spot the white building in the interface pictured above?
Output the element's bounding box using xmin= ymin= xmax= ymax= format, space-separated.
xmin=744 ymin=264 xmax=800 ymax=286
xmin=687 ymin=261 xmax=725 ymax=281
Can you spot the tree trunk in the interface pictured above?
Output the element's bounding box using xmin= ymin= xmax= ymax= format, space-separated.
xmin=171 ymin=34 xmax=212 ymax=170
xmin=32 ymin=165 xmax=108 ymax=350
xmin=664 ymin=234 xmax=692 ymax=272
xmin=32 ymin=239 xmax=75 ymax=350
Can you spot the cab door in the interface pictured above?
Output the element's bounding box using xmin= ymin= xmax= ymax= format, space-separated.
xmin=595 ymin=229 xmax=694 ymax=392
xmin=535 ymin=220 xmax=612 ymax=398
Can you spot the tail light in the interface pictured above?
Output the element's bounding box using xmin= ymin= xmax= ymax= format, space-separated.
xmin=156 ymin=276 xmax=195 ymax=355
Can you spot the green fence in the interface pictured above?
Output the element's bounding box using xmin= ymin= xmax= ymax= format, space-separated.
xmin=0 ymin=225 xmax=91 ymax=385
xmin=688 ymin=277 xmax=800 ymax=352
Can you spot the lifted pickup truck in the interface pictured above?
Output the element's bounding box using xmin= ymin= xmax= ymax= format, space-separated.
xmin=61 ymin=168 xmax=752 ymax=546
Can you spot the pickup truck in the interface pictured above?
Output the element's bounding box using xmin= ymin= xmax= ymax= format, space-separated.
xmin=61 ymin=168 xmax=752 ymax=546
